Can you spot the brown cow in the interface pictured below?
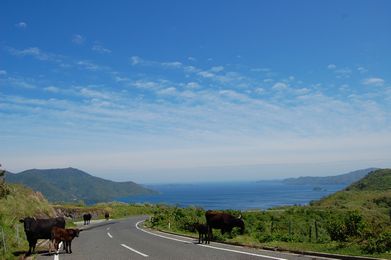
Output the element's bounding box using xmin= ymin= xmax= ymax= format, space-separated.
xmin=205 ymin=210 xmax=244 ymax=241
xmin=51 ymin=227 xmax=81 ymax=254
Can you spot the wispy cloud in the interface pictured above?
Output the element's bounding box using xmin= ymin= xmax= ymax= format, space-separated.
xmin=8 ymin=47 xmax=51 ymax=60
xmin=15 ymin=22 xmax=27 ymax=28
xmin=92 ymin=44 xmax=112 ymax=54
xmin=72 ymin=34 xmax=85 ymax=45
xmin=0 ymin=70 xmax=7 ymax=76
xmin=327 ymin=64 xmax=336 ymax=70
xmin=362 ymin=77 xmax=385 ymax=86
xmin=272 ymin=82 xmax=288 ymax=91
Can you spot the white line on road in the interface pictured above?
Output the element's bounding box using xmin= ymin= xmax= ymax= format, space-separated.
xmin=136 ymin=220 xmax=191 ymax=244
xmin=121 ymin=244 xmax=149 ymax=257
xmin=136 ymin=220 xmax=287 ymax=260
xmin=199 ymin=244 xmax=287 ymax=260
xmin=53 ymin=241 xmax=63 ymax=260
xmin=107 ymin=232 xmax=113 ymax=238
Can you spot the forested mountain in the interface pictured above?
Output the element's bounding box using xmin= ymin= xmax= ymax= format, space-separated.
xmin=5 ymin=167 xmax=156 ymax=204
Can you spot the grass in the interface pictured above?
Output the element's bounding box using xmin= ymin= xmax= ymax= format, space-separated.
xmin=0 ymin=184 xmax=56 ymax=259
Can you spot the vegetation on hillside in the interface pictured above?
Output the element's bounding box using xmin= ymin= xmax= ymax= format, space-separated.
xmin=147 ymin=169 xmax=391 ymax=258
xmin=6 ymin=167 xmax=157 ymax=204
xmin=282 ymin=168 xmax=377 ymax=185
xmin=0 ymin=184 xmax=56 ymax=259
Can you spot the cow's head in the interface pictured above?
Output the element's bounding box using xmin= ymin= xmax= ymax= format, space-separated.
xmin=233 ymin=218 xmax=245 ymax=234
xmin=19 ymin=217 xmax=35 ymax=232
xmin=70 ymin=228 xmax=81 ymax=238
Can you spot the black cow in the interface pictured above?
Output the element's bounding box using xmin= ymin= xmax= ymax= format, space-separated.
xmin=19 ymin=216 xmax=65 ymax=255
xmin=104 ymin=212 xmax=109 ymax=220
xmin=205 ymin=210 xmax=244 ymax=240
xmin=83 ymin=213 xmax=92 ymax=225
xmin=192 ymin=223 xmax=209 ymax=244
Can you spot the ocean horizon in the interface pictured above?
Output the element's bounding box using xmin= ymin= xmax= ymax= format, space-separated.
xmin=117 ymin=181 xmax=346 ymax=211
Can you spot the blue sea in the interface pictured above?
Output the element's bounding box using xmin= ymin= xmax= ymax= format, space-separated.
xmin=117 ymin=181 xmax=346 ymax=210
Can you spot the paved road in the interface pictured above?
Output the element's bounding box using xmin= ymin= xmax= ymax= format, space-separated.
xmin=37 ymin=216 xmax=333 ymax=260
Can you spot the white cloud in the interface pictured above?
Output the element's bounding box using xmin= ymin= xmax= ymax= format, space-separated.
xmin=254 ymin=88 xmax=265 ymax=94
xmin=15 ymin=22 xmax=27 ymax=28
xmin=92 ymin=44 xmax=112 ymax=54
xmin=357 ymin=66 xmax=368 ymax=73
xmin=130 ymin=56 xmax=142 ymax=65
xmin=72 ymin=34 xmax=85 ymax=45
xmin=0 ymin=70 xmax=7 ymax=76
xmin=188 ymin=57 xmax=196 ymax=62
xmin=362 ymin=77 xmax=385 ymax=86
xmin=8 ymin=47 xmax=49 ymax=60
xmin=77 ymin=60 xmax=100 ymax=71
xmin=198 ymin=71 xmax=215 ymax=78
xmin=157 ymin=87 xmax=176 ymax=95
xmin=210 ymin=66 xmax=224 ymax=73
xmin=327 ymin=64 xmax=336 ymax=70
xmin=185 ymin=82 xmax=200 ymax=89
xmin=161 ymin=61 xmax=183 ymax=69
xmin=335 ymin=68 xmax=352 ymax=78
xmin=44 ymin=86 xmax=60 ymax=93
xmin=272 ymin=82 xmax=288 ymax=91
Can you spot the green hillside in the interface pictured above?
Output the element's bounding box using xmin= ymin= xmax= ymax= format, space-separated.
xmin=282 ymin=168 xmax=377 ymax=185
xmin=6 ymin=168 xmax=157 ymax=204
xmin=311 ymin=168 xmax=391 ymax=213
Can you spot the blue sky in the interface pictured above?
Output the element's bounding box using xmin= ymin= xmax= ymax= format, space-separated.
xmin=1 ymin=1 xmax=390 ymax=183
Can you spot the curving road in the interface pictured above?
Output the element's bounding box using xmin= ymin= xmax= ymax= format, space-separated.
xmin=37 ymin=216 xmax=332 ymax=260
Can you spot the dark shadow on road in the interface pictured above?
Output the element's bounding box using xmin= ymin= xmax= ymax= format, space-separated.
xmin=80 ymin=220 xmax=118 ymax=231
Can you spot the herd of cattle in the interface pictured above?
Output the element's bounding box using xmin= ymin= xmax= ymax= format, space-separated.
xmin=19 ymin=213 xmax=107 ymax=255
xmin=19 ymin=210 xmax=244 ymax=255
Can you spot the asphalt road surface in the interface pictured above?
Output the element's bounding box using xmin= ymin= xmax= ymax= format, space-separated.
xmin=36 ymin=216 xmax=333 ymax=260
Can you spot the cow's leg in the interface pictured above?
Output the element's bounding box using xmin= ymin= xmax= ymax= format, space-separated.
xmin=31 ymin=239 xmax=37 ymax=254
xmin=68 ymin=241 xmax=72 ymax=254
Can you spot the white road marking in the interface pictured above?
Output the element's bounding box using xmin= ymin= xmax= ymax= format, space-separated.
xmin=107 ymin=232 xmax=113 ymax=238
xmin=136 ymin=220 xmax=191 ymax=244
xmin=136 ymin=220 xmax=287 ymax=260
xmin=53 ymin=241 xmax=63 ymax=260
xmin=121 ymin=243 xmax=149 ymax=257
xmin=199 ymin=244 xmax=287 ymax=260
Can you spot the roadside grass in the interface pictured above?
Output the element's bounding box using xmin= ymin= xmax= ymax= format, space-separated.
xmin=0 ymin=184 xmax=56 ymax=259
xmin=146 ymin=204 xmax=391 ymax=259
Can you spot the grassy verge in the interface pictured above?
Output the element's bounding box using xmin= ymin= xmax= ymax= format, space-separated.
xmin=146 ymin=205 xmax=391 ymax=259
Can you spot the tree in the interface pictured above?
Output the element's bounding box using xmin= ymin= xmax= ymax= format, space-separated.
xmin=0 ymin=163 xmax=9 ymax=198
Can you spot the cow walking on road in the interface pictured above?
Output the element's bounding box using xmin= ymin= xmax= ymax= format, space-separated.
xmin=19 ymin=216 xmax=65 ymax=255
xmin=83 ymin=213 xmax=92 ymax=225
xmin=205 ymin=210 xmax=245 ymax=241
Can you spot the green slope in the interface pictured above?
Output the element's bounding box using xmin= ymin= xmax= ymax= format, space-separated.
xmin=282 ymin=168 xmax=377 ymax=185
xmin=5 ymin=168 xmax=157 ymax=204
xmin=311 ymin=169 xmax=391 ymax=222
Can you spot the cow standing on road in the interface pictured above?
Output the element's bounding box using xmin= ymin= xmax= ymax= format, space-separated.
xmin=19 ymin=216 xmax=65 ymax=255
xmin=83 ymin=213 xmax=92 ymax=225
xmin=105 ymin=212 xmax=110 ymax=220
xmin=205 ymin=210 xmax=245 ymax=241
xmin=192 ymin=223 xmax=210 ymax=244
xmin=51 ymin=227 xmax=81 ymax=254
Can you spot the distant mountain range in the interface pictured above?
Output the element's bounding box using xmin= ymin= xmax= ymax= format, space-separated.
xmin=5 ymin=167 xmax=157 ymax=204
xmin=281 ymin=168 xmax=378 ymax=185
